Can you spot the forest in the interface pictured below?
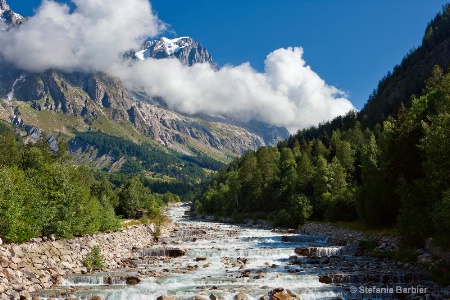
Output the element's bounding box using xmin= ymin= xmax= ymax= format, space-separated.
xmin=196 ymin=64 xmax=450 ymax=249
xmin=195 ymin=4 xmax=450 ymax=250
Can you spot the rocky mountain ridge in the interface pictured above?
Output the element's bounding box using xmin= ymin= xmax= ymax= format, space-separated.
xmin=0 ymin=0 xmax=24 ymax=29
xmin=0 ymin=0 xmax=289 ymax=172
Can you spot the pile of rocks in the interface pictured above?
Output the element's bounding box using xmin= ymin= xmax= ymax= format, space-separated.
xmin=373 ymin=236 xmax=401 ymax=252
xmin=300 ymin=223 xmax=366 ymax=246
xmin=0 ymin=222 xmax=175 ymax=299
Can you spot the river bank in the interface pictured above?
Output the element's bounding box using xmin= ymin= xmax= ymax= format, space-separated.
xmin=0 ymin=221 xmax=175 ymax=299
xmin=2 ymin=204 xmax=450 ymax=299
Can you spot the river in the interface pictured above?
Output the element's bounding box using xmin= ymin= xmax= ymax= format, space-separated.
xmin=31 ymin=203 xmax=423 ymax=300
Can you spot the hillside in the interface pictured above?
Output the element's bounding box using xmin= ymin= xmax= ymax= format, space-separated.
xmin=196 ymin=4 xmax=450 ymax=255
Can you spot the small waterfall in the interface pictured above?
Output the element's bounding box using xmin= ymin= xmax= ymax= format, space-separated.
xmin=132 ymin=248 xmax=186 ymax=257
xmin=172 ymin=229 xmax=207 ymax=237
xmin=294 ymin=246 xmax=354 ymax=257
xmin=159 ymin=236 xmax=198 ymax=243
xmin=62 ymin=274 xmax=104 ymax=286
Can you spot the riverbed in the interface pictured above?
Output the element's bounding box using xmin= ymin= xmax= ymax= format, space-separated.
xmin=31 ymin=203 xmax=434 ymax=300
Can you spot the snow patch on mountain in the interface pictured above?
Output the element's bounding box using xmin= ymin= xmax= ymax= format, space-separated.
xmin=135 ymin=37 xmax=192 ymax=60
xmin=7 ymin=75 xmax=26 ymax=101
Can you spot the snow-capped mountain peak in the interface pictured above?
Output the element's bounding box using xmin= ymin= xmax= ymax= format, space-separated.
xmin=0 ymin=0 xmax=25 ymax=30
xmin=134 ymin=36 xmax=217 ymax=68
xmin=0 ymin=0 xmax=10 ymax=11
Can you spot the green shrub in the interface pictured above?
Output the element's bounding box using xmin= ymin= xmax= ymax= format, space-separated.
xmin=393 ymin=246 xmax=418 ymax=263
xmin=82 ymin=246 xmax=105 ymax=272
xmin=273 ymin=209 xmax=292 ymax=228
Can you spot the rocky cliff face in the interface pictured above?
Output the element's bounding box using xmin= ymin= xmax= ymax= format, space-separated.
xmin=0 ymin=65 xmax=272 ymax=163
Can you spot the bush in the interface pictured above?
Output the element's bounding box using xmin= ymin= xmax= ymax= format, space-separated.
xmin=273 ymin=209 xmax=292 ymax=228
xmin=82 ymin=246 xmax=105 ymax=272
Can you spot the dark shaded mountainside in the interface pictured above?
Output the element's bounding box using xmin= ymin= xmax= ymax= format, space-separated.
xmin=0 ymin=4 xmax=289 ymax=184
xmin=196 ymin=4 xmax=450 ymax=271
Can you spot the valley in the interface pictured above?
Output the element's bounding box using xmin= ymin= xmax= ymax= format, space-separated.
xmin=1 ymin=0 xmax=450 ymax=299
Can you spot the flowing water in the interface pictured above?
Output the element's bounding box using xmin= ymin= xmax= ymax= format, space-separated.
xmin=32 ymin=204 xmax=387 ymax=300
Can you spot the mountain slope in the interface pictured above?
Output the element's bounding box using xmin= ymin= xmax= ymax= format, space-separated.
xmin=0 ymin=1 xmax=289 ymax=177
xmin=360 ymin=4 xmax=450 ymax=126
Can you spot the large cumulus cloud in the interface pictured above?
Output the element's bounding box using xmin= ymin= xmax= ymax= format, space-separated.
xmin=0 ymin=0 xmax=355 ymax=133
xmin=0 ymin=0 xmax=164 ymax=72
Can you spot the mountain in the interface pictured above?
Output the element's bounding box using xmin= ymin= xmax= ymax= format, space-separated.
xmin=0 ymin=1 xmax=289 ymax=178
xmin=132 ymin=37 xmax=217 ymax=68
xmin=0 ymin=0 xmax=24 ymax=29
xmin=360 ymin=4 xmax=450 ymax=127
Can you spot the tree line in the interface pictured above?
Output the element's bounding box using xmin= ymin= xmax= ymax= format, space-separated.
xmin=195 ymin=65 xmax=450 ymax=249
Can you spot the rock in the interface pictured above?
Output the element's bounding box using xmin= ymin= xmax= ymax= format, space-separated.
xmin=193 ymin=296 xmax=209 ymax=300
xmin=234 ymin=293 xmax=250 ymax=300
xmin=209 ymin=294 xmax=222 ymax=300
xmin=294 ymin=248 xmax=310 ymax=256
xmin=285 ymin=289 xmax=300 ymax=300
xmin=270 ymin=291 xmax=291 ymax=300
xmin=90 ymin=297 xmax=103 ymax=300
xmin=196 ymin=257 xmax=207 ymax=262
xmin=319 ymin=275 xmax=333 ymax=284
xmin=157 ymin=296 xmax=176 ymax=300
xmin=54 ymin=275 xmax=64 ymax=285
xmin=125 ymin=276 xmax=141 ymax=285
xmin=10 ymin=245 xmax=24 ymax=258
xmin=289 ymin=255 xmax=299 ymax=264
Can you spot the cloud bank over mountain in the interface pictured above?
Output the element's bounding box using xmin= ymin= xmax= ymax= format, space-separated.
xmin=0 ymin=0 xmax=164 ymax=72
xmin=0 ymin=0 xmax=355 ymax=133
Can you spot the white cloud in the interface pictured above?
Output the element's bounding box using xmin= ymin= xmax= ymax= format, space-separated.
xmin=0 ymin=0 xmax=164 ymax=72
xmin=113 ymin=47 xmax=355 ymax=133
xmin=0 ymin=0 xmax=355 ymax=133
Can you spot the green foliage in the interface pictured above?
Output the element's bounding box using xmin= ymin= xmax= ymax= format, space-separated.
xmin=118 ymin=176 xmax=156 ymax=218
xmin=432 ymin=190 xmax=450 ymax=249
xmin=392 ymin=246 xmax=419 ymax=263
xmin=74 ymin=131 xmax=223 ymax=183
xmin=82 ymin=246 xmax=105 ymax=272
xmin=0 ymin=129 xmax=130 ymax=243
xmin=273 ymin=209 xmax=293 ymax=228
xmin=430 ymin=259 xmax=450 ymax=286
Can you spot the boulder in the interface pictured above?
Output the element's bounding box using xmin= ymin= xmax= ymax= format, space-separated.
xmin=319 ymin=275 xmax=333 ymax=284
xmin=196 ymin=257 xmax=207 ymax=262
xmin=270 ymin=291 xmax=292 ymax=300
xmin=235 ymin=293 xmax=250 ymax=300
xmin=125 ymin=276 xmax=141 ymax=285
xmin=157 ymin=296 xmax=176 ymax=300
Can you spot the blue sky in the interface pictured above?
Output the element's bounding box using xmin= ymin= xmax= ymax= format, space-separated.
xmin=6 ymin=0 xmax=448 ymax=110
